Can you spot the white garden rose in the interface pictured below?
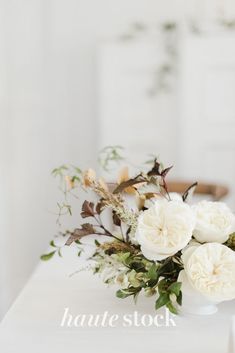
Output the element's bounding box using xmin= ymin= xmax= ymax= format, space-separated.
xmin=180 ymin=243 xmax=235 ymax=302
xmin=192 ymin=201 xmax=235 ymax=243
xmin=135 ymin=199 xmax=195 ymax=261
xmin=169 ymin=192 xmax=183 ymax=202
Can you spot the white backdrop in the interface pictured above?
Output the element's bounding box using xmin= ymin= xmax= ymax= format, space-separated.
xmin=1 ymin=0 xmax=235 ymax=318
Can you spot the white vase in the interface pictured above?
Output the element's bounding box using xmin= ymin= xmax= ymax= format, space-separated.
xmin=180 ymin=291 xmax=218 ymax=315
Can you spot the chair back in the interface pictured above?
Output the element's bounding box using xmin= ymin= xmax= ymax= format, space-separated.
xmin=167 ymin=181 xmax=229 ymax=201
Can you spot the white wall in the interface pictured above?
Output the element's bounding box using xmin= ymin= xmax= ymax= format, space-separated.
xmin=0 ymin=0 xmax=57 ymax=315
xmin=1 ymin=0 xmax=235 ymax=318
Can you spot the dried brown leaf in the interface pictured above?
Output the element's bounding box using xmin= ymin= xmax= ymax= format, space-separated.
xmin=147 ymin=159 xmax=161 ymax=177
xmin=81 ymin=200 xmax=95 ymax=218
xmin=112 ymin=211 xmax=121 ymax=226
xmin=65 ymin=224 xmax=96 ymax=245
xmin=113 ymin=177 xmax=143 ymax=194
xmin=182 ymin=182 xmax=198 ymax=202
xmin=161 ymin=166 xmax=173 ymax=178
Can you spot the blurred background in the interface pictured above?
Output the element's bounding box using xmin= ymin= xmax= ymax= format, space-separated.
xmin=1 ymin=0 xmax=235 ymax=318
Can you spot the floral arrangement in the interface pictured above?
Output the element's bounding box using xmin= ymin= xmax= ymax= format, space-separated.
xmin=42 ymin=148 xmax=235 ymax=314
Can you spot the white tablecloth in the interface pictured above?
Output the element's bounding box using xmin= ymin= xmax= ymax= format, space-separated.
xmin=0 ymin=249 xmax=234 ymax=353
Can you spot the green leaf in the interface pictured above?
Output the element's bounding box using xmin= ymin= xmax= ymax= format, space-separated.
xmin=40 ymin=251 xmax=56 ymax=261
xmin=116 ymin=287 xmax=138 ymax=299
xmin=168 ymin=282 xmax=182 ymax=296
xmin=155 ymin=293 xmax=169 ymax=310
xmin=51 ymin=165 xmax=68 ymax=177
xmin=130 ymin=261 xmax=146 ymax=272
xmin=71 ymin=175 xmax=81 ymax=183
xmin=147 ymin=263 xmax=158 ymax=281
xmin=64 ymin=204 xmax=72 ymax=216
xmin=176 ymin=291 xmax=182 ymax=306
xmin=157 ymin=257 xmax=174 ymax=276
xmin=50 ymin=240 xmax=56 ymax=248
xmin=166 ymin=301 xmax=178 ymax=315
xmin=118 ymin=252 xmax=131 ymax=265
xmin=116 ymin=289 xmax=132 ymax=299
xmin=157 ymin=278 xmax=168 ymax=294
xmin=98 ymin=145 xmax=125 ymax=171
xmin=72 ymin=165 xmax=82 ymax=174
xmin=94 ymin=239 xmax=100 ymax=246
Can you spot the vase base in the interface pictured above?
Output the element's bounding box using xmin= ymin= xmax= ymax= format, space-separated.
xmin=180 ymin=304 xmax=218 ymax=316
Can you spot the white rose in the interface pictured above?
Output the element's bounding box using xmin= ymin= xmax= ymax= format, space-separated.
xmin=135 ymin=199 xmax=195 ymax=261
xmin=169 ymin=192 xmax=183 ymax=201
xmin=144 ymin=193 xmax=182 ymax=209
xmin=179 ymin=243 xmax=235 ymax=302
xmin=192 ymin=201 xmax=235 ymax=243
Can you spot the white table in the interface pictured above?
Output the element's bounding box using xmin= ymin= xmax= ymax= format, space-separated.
xmin=0 ymin=248 xmax=234 ymax=353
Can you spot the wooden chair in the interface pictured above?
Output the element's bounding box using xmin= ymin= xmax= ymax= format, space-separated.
xmin=167 ymin=181 xmax=229 ymax=201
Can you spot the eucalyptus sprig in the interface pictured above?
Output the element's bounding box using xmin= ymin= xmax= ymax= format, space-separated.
xmin=98 ymin=145 xmax=125 ymax=171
